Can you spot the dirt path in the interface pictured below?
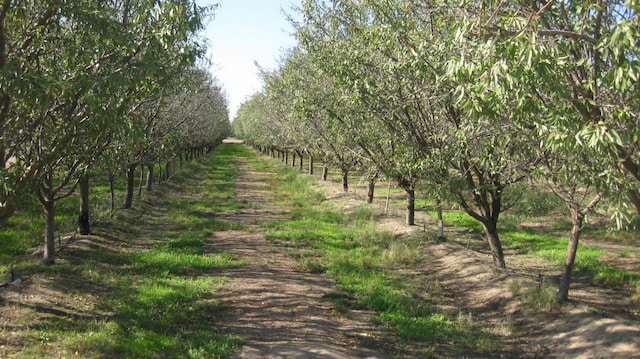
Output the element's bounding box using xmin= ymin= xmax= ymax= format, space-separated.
xmin=206 ymin=158 xmax=393 ymax=358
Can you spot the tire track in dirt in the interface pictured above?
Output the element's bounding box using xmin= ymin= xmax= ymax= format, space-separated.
xmin=206 ymin=156 xmax=394 ymax=358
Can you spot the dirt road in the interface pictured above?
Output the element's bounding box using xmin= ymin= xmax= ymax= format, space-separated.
xmin=207 ymin=158 xmax=394 ymax=358
xmin=210 ymin=151 xmax=640 ymax=359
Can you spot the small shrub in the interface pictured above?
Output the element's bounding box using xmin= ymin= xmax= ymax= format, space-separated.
xmin=521 ymin=284 xmax=558 ymax=312
xmin=382 ymin=242 xmax=419 ymax=265
xmin=508 ymin=280 xmax=522 ymax=297
xmin=301 ymin=258 xmax=326 ymax=273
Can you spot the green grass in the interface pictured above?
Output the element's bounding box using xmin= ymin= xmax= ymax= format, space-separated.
xmin=443 ymin=209 xmax=640 ymax=287
xmin=259 ymin=163 xmax=502 ymax=355
xmin=1 ymin=144 xmax=248 ymax=358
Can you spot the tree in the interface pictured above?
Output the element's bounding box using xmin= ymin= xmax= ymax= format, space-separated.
xmin=1 ymin=0 xmax=214 ymax=263
xmin=451 ymin=0 xmax=636 ymax=296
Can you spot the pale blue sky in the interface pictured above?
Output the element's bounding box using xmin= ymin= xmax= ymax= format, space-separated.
xmin=200 ymin=0 xmax=300 ymax=119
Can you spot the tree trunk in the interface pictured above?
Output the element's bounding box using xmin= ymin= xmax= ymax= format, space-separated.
xmin=146 ymin=165 xmax=154 ymax=191
xmin=39 ymin=174 xmax=56 ymax=265
xmin=627 ymin=189 xmax=640 ymax=218
xmin=292 ymin=152 xmax=296 ymax=167
xmin=436 ymin=198 xmax=445 ymax=242
xmin=367 ymin=177 xmax=375 ymax=204
xmin=165 ymin=161 xmax=171 ymax=179
xmin=42 ymin=197 xmax=56 ymax=265
xmin=138 ymin=166 xmax=144 ymax=198
xmin=341 ymin=169 xmax=349 ymax=192
xmin=558 ymin=211 xmax=584 ymax=302
xmin=405 ymin=188 xmax=415 ymax=225
xmin=109 ymin=177 xmax=115 ymax=215
xmin=78 ymin=174 xmax=90 ymax=235
xmin=285 ymin=152 xmax=289 ymax=164
xmin=322 ymin=166 xmax=328 ymax=181
xmin=122 ymin=163 xmax=136 ymax=209
xmin=481 ymin=221 xmax=506 ymax=268
xmin=297 ymin=151 xmax=303 ymax=171
xmin=0 ymin=202 xmax=15 ymax=224
xmin=308 ymin=154 xmax=314 ymax=175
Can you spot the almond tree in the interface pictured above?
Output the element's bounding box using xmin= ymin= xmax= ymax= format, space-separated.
xmin=0 ymin=0 xmax=213 ymax=264
xmin=450 ymin=0 xmax=637 ymax=298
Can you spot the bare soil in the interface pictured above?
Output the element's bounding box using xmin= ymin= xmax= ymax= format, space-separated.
xmin=205 ymin=161 xmax=395 ymax=358
xmin=209 ymin=154 xmax=640 ymax=358
xmin=1 ymin=149 xmax=639 ymax=358
xmin=314 ymin=171 xmax=640 ymax=358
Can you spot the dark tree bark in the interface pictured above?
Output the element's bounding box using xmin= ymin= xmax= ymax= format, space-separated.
xmin=322 ymin=166 xmax=328 ymax=181
xmin=165 ymin=161 xmax=171 ymax=179
xmin=558 ymin=210 xmax=583 ymax=301
xmin=436 ymin=198 xmax=445 ymax=242
xmin=405 ymin=188 xmax=415 ymax=226
xmin=78 ymin=174 xmax=90 ymax=235
xmin=145 ymin=165 xmax=154 ymax=191
xmin=627 ymin=189 xmax=640 ymax=218
xmin=308 ymin=153 xmax=314 ymax=175
xmin=556 ymin=193 xmax=601 ymax=301
xmin=296 ymin=150 xmax=303 ymax=171
xmin=137 ymin=166 xmax=144 ymax=198
xmin=341 ymin=168 xmax=349 ymax=192
xmin=109 ymin=177 xmax=115 ymax=214
xmin=367 ymin=177 xmax=375 ymax=204
xmin=292 ymin=152 xmax=296 ymax=167
xmin=481 ymin=220 xmax=506 ymax=268
xmin=122 ymin=163 xmax=136 ymax=209
xmin=284 ymin=151 xmax=289 ymax=164
xmin=455 ymin=163 xmax=507 ymax=268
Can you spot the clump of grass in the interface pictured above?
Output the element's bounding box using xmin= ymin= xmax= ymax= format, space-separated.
xmin=382 ymin=242 xmax=420 ymax=265
xmin=322 ymin=291 xmax=354 ymax=314
xmin=520 ymin=284 xmax=558 ymax=312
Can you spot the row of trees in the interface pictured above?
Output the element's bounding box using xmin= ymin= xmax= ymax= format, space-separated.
xmin=1 ymin=1 xmax=231 ymax=264
xmin=233 ymin=0 xmax=639 ymax=301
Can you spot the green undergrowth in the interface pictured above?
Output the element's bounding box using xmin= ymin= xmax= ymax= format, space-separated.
xmin=260 ymin=164 xmax=503 ymax=356
xmin=443 ymin=211 xmax=640 ymax=288
xmin=1 ymin=144 xmax=250 ymax=358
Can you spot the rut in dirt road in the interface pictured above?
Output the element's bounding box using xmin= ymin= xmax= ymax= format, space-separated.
xmin=206 ymin=157 xmax=394 ymax=359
